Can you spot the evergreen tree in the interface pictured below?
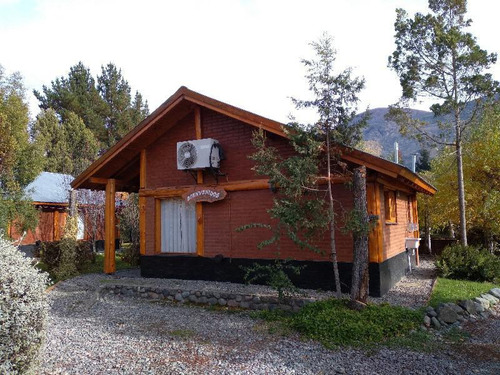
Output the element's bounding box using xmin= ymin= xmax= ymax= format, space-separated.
xmin=0 ymin=66 xmax=42 ymax=233
xmin=416 ymin=148 xmax=432 ymax=172
xmin=245 ymin=34 xmax=368 ymax=298
xmin=32 ymin=109 xmax=99 ymax=176
xmin=388 ymin=0 xmax=500 ymax=245
xmin=34 ymin=62 xmax=149 ymax=151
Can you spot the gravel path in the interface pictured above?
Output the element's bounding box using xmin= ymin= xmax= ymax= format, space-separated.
xmin=40 ymin=265 xmax=499 ymax=375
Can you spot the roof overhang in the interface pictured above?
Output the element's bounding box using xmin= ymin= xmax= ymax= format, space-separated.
xmin=71 ymin=86 xmax=436 ymax=196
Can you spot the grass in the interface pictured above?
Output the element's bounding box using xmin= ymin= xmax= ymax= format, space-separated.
xmin=252 ymin=299 xmax=423 ymax=349
xmin=429 ymin=277 xmax=497 ymax=307
xmin=38 ymin=253 xmax=137 ymax=284
xmin=80 ymin=253 xmax=136 ymax=274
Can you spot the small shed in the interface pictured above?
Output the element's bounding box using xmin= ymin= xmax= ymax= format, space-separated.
xmin=10 ymin=172 xmax=103 ymax=245
xmin=71 ymin=87 xmax=436 ymax=296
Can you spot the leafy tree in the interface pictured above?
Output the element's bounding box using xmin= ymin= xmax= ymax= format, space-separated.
xmin=420 ymin=103 xmax=500 ymax=250
xmin=388 ymin=0 xmax=500 ymax=245
xmin=243 ymin=34 xmax=368 ymax=298
xmin=32 ymin=109 xmax=99 ymax=176
xmin=0 ymin=66 xmax=42 ymax=234
xmin=34 ymin=62 xmax=149 ymax=151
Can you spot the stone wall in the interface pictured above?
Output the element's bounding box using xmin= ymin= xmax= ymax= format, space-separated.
xmin=99 ymin=283 xmax=314 ymax=312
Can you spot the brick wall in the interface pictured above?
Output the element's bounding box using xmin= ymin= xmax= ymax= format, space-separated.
xmin=382 ymin=190 xmax=413 ymax=261
xmin=143 ymin=108 xmax=355 ymax=261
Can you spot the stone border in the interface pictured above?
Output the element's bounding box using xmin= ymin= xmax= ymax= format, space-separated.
xmin=98 ymin=283 xmax=315 ymax=312
xmin=423 ymin=288 xmax=500 ymax=330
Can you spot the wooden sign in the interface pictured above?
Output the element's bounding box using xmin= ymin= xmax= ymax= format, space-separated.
xmin=182 ymin=186 xmax=227 ymax=204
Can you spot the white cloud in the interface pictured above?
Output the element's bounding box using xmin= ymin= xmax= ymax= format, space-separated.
xmin=1 ymin=0 xmax=500 ymax=123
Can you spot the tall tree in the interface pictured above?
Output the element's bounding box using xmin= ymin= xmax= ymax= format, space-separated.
xmin=32 ymin=109 xmax=99 ymax=176
xmin=34 ymin=62 xmax=106 ymax=142
xmin=245 ymin=34 xmax=368 ymax=298
xmin=0 ymin=66 xmax=43 ymax=233
xmin=98 ymin=63 xmax=148 ymax=147
xmin=388 ymin=0 xmax=499 ymax=245
xmin=421 ymin=104 xmax=500 ymax=251
xmin=292 ymin=34 xmax=368 ymax=297
xmin=34 ymin=62 xmax=149 ymax=151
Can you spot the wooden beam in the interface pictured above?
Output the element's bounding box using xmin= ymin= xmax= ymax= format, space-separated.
xmin=375 ymin=177 xmax=413 ymax=194
xmin=89 ymin=177 xmax=137 ymax=190
xmin=342 ymin=154 xmax=399 ymax=178
xmin=139 ymin=149 xmax=146 ymax=255
xmin=194 ymin=106 xmax=204 ymax=256
xmin=367 ymin=182 xmax=384 ymax=263
xmin=155 ymin=199 xmax=161 ymax=254
xmin=104 ymin=179 xmax=116 ymax=274
xmin=139 ymin=179 xmax=271 ymax=198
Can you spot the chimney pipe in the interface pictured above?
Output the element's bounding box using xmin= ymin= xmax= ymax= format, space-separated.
xmin=394 ymin=142 xmax=399 ymax=164
xmin=412 ymin=154 xmax=417 ymax=173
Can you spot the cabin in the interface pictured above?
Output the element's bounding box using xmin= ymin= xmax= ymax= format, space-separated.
xmin=71 ymin=87 xmax=436 ymax=296
xmin=10 ymin=172 xmax=104 ymax=245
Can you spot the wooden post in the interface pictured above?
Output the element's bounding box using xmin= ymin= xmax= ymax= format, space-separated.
xmin=194 ymin=106 xmax=204 ymax=256
xmin=53 ymin=210 xmax=60 ymax=241
xmin=139 ymin=149 xmax=147 ymax=255
xmin=412 ymin=195 xmax=420 ymax=266
xmin=104 ymin=179 xmax=116 ymax=274
xmin=367 ymin=181 xmax=384 ymax=263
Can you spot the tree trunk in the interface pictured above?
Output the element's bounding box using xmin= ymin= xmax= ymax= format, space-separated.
xmin=350 ymin=166 xmax=369 ymax=303
xmin=456 ymin=139 xmax=468 ymax=246
xmin=326 ymin=131 xmax=342 ymax=298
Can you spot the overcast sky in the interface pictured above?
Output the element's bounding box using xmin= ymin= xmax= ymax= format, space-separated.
xmin=1 ymin=0 xmax=500 ymax=124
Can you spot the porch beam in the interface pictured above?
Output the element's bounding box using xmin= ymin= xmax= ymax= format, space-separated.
xmin=367 ymin=182 xmax=384 ymax=263
xmin=104 ymin=179 xmax=116 ymax=274
xmin=139 ymin=149 xmax=147 ymax=255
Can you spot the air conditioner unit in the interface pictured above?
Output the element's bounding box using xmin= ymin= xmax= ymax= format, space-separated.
xmin=177 ymin=138 xmax=221 ymax=170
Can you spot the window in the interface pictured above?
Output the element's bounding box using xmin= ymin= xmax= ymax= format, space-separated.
xmin=160 ymin=198 xmax=197 ymax=253
xmin=384 ymin=190 xmax=397 ymax=223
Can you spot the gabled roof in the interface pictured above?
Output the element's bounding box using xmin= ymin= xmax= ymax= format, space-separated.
xmin=71 ymin=86 xmax=435 ymax=195
xmin=26 ymin=172 xmax=73 ymax=204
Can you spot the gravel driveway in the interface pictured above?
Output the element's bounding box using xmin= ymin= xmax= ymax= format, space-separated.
xmin=40 ymin=267 xmax=499 ymax=375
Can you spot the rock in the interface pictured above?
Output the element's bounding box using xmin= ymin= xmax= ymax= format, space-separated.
xmin=227 ymin=300 xmax=239 ymax=307
xmin=175 ymin=293 xmax=183 ymax=302
xmin=181 ymin=291 xmax=190 ymax=298
xmin=188 ymin=295 xmax=198 ymax=303
xmin=473 ymin=297 xmax=490 ymax=310
xmin=218 ymin=298 xmax=227 ymax=306
xmin=458 ymin=300 xmax=477 ymax=315
xmin=480 ymin=293 xmax=499 ymax=305
xmin=431 ymin=317 xmax=441 ymax=329
xmin=474 ymin=302 xmax=485 ymax=313
xmin=235 ymin=295 xmax=242 ymax=302
xmin=426 ymin=306 xmax=437 ymax=317
xmin=488 ymin=288 xmax=500 ymax=299
xmin=437 ymin=305 xmax=459 ymax=324
xmin=240 ymin=302 xmax=250 ymax=309
xmin=208 ymin=297 xmax=218 ymax=305
xmin=148 ymin=292 xmax=159 ymax=299
xmin=423 ymin=315 xmax=431 ymax=327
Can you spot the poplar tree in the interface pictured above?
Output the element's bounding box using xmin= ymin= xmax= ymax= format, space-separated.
xmin=388 ymin=0 xmax=499 ymax=245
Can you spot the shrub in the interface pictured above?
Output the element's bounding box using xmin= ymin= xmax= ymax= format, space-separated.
xmin=0 ymin=236 xmax=49 ymax=374
xmin=242 ymin=259 xmax=304 ymax=301
xmin=121 ymin=242 xmax=140 ymax=266
xmin=436 ymin=244 xmax=500 ymax=283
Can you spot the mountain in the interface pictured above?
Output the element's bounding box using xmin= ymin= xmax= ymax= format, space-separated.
xmin=360 ymin=107 xmax=444 ymax=168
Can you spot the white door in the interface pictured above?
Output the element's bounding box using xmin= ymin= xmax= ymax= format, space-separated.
xmin=161 ymin=198 xmax=197 ymax=253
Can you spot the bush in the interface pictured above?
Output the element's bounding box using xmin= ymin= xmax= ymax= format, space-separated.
xmin=39 ymin=240 xmax=95 ymax=278
xmin=0 ymin=236 xmax=49 ymax=374
xmin=436 ymin=244 xmax=500 ymax=283
xmin=121 ymin=242 xmax=140 ymax=266
xmin=242 ymin=259 xmax=304 ymax=301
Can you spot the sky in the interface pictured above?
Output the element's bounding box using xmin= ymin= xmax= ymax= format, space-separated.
xmin=1 ymin=0 xmax=500 ymax=124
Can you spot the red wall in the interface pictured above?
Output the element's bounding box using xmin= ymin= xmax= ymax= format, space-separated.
xmin=144 ymin=108 xmax=355 ymax=261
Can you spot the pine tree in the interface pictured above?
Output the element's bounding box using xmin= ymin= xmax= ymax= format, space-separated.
xmin=388 ymin=0 xmax=500 ymax=245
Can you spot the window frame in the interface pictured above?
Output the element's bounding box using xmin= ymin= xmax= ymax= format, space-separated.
xmin=384 ymin=190 xmax=397 ymax=224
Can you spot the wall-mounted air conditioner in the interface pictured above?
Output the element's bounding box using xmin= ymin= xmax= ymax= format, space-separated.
xmin=176 ymin=138 xmax=221 ymax=170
